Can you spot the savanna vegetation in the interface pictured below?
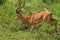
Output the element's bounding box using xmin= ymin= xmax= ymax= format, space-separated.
xmin=0 ymin=0 xmax=60 ymax=40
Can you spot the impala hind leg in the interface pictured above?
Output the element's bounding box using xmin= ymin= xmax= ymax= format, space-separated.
xmin=45 ymin=17 xmax=58 ymax=34
xmin=48 ymin=19 xmax=58 ymax=34
xmin=52 ymin=19 xmax=58 ymax=34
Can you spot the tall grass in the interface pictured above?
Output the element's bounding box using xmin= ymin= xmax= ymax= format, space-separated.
xmin=0 ymin=0 xmax=60 ymax=40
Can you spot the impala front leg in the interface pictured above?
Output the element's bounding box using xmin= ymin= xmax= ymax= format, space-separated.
xmin=34 ymin=24 xmax=44 ymax=35
xmin=29 ymin=17 xmax=37 ymax=34
xmin=30 ymin=26 xmax=34 ymax=34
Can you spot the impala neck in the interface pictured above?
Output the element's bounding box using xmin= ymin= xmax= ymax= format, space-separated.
xmin=18 ymin=13 xmax=26 ymax=20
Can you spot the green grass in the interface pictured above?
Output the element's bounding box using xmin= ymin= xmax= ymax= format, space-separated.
xmin=0 ymin=0 xmax=60 ymax=40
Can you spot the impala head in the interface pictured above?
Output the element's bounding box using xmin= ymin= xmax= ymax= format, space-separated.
xmin=15 ymin=0 xmax=25 ymax=19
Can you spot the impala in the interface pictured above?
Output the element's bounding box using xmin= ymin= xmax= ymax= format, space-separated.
xmin=15 ymin=1 xmax=57 ymax=35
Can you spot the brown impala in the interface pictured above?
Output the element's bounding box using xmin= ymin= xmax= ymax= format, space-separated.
xmin=15 ymin=1 xmax=57 ymax=35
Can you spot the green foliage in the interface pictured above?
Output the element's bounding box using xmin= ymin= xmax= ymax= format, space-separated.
xmin=43 ymin=0 xmax=59 ymax=5
xmin=0 ymin=0 xmax=6 ymax=5
xmin=0 ymin=0 xmax=60 ymax=40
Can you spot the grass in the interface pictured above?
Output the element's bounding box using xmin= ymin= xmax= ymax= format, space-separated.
xmin=0 ymin=0 xmax=60 ymax=40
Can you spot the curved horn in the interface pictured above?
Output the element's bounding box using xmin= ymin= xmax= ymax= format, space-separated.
xmin=20 ymin=0 xmax=25 ymax=8
xmin=16 ymin=0 xmax=24 ymax=14
xmin=18 ymin=0 xmax=22 ymax=8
